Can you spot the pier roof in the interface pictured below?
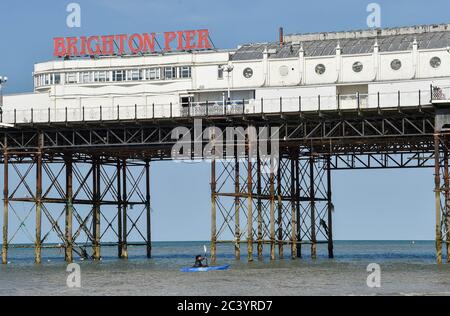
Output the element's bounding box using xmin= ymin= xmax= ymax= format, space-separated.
xmin=231 ymin=24 xmax=450 ymax=60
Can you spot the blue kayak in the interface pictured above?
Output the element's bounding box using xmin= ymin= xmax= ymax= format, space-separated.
xmin=180 ymin=264 xmax=230 ymax=272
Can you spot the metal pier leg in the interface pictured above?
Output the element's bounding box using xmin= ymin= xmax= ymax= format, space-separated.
xmin=92 ymin=158 xmax=101 ymax=260
xmin=327 ymin=156 xmax=334 ymax=259
xmin=117 ymin=159 xmax=123 ymax=258
xmin=277 ymin=164 xmax=283 ymax=259
xmin=295 ymin=157 xmax=301 ymax=258
xmin=145 ymin=160 xmax=152 ymax=259
xmin=234 ymin=156 xmax=241 ymax=260
xmin=247 ymin=152 xmax=253 ymax=262
xmin=35 ymin=133 xmax=43 ymax=264
xmin=65 ymin=155 xmax=73 ymax=262
xmin=256 ymin=152 xmax=263 ymax=260
xmin=269 ymin=171 xmax=276 ymax=260
xmin=434 ymin=134 xmax=443 ymax=264
xmin=211 ymin=157 xmax=217 ymax=264
xmin=2 ymin=148 xmax=8 ymax=264
xmin=121 ymin=159 xmax=128 ymax=259
xmin=310 ymin=156 xmax=317 ymax=260
xmin=290 ymin=156 xmax=297 ymax=260
xmin=444 ymin=138 xmax=450 ymax=263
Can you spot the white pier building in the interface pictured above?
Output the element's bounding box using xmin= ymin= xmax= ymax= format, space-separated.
xmin=4 ymin=24 xmax=450 ymax=123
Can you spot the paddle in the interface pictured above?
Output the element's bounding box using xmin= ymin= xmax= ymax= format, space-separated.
xmin=203 ymin=244 xmax=209 ymax=267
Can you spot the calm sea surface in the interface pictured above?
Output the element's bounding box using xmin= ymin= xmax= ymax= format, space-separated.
xmin=0 ymin=241 xmax=449 ymax=296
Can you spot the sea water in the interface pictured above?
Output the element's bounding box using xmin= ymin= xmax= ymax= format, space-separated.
xmin=0 ymin=241 xmax=449 ymax=295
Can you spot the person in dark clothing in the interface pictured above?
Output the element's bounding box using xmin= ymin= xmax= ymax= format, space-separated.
xmin=193 ymin=255 xmax=208 ymax=267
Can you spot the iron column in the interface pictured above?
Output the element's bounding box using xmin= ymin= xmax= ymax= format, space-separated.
xmin=234 ymin=155 xmax=241 ymax=260
xmin=122 ymin=159 xmax=128 ymax=259
xmin=290 ymin=155 xmax=297 ymax=259
xmin=327 ymin=156 xmax=334 ymax=259
xmin=35 ymin=132 xmax=43 ymax=264
xmin=247 ymin=146 xmax=253 ymax=262
xmin=310 ymin=155 xmax=317 ymax=259
xmin=117 ymin=159 xmax=123 ymax=258
xmin=145 ymin=160 xmax=152 ymax=258
xmin=2 ymin=147 xmax=8 ymax=264
xmin=65 ymin=155 xmax=73 ymax=262
xmin=211 ymin=157 xmax=217 ymax=264
xmin=434 ymin=133 xmax=443 ymax=264
xmin=92 ymin=157 xmax=101 ymax=260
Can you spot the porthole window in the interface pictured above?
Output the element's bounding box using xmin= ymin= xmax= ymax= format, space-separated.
xmin=430 ymin=57 xmax=442 ymax=69
xmin=391 ymin=59 xmax=402 ymax=71
xmin=352 ymin=61 xmax=363 ymax=73
xmin=315 ymin=64 xmax=326 ymax=75
xmin=243 ymin=67 xmax=253 ymax=78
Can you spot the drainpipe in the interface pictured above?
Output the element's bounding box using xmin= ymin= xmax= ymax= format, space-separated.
xmin=262 ymin=47 xmax=269 ymax=87
xmin=335 ymin=43 xmax=342 ymax=83
xmin=373 ymin=40 xmax=379 ymax=81
xmin=298 ymin=46 xmax=304 ymax=85
xmin=412 ymin=38 xmax=418 ymax=79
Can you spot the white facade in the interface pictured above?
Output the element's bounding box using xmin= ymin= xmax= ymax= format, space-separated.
xmin=4 ymin=24 xmax=450 ymax=123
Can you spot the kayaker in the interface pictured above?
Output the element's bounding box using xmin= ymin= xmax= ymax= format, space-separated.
xmin=193 ymin=255 xmax=208 ymax=267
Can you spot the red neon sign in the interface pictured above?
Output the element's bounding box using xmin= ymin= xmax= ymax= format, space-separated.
xmin=53 ymin=29 xmax=211 ymax=57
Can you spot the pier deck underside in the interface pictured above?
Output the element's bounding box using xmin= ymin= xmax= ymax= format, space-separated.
xmin=1 ymin=106 xmax=449 ymax=263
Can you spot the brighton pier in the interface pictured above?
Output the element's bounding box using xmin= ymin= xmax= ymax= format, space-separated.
xmin=2 ymin=23 xmax=450 ymax=264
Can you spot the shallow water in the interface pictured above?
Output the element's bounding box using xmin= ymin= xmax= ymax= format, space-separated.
xmin=0 ymin=241 xmax=449 ymax=296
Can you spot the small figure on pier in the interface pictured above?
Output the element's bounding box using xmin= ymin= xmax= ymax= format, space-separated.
xmin=193 ymin=255 xmax=208 ymax=268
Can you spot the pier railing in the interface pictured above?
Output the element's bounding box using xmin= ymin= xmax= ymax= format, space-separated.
xmin=1 ymin=89 xmax=434 ymax=124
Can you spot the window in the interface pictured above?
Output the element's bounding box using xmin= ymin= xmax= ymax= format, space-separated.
xmin=164 ymin=67 xmax=177 ymax=79
xmin=430 ymin=57 xmax=442 ymax=68
xmin=126 ymin=69 xmax=142 ymax=81
xmin=66 ymin=73 xmax=77 ymax=84
xmin=180 ymin=66 xmax=192 ymax=78
xmin=315 ymin=64 xmax=326 ymax=75
xmin=243 ymin=67 xmax=253 ymax=78
xmin=217 ymin=65 xmax=224 ymax=79
xmin=113 ymin=70 xmax=125 ymax=81
xmin=44 ymin=74 xmax=51 ymax=85
xmin=80 ymin=72 xmax=92 ymax=83
xmin=54 ymin=74 xmax=61 ymax=84
xmin=94 ymin=71 xmax=109 ymax=82
xmin=146 ymin=68 xmax=160 ymax=80
xmin=391 ymin=59 xmax=402 ymax=71
xmin=35 ymin=75 xmax=42 ymax=86
xmin=352 ymin=61 xmax=363 ymax=73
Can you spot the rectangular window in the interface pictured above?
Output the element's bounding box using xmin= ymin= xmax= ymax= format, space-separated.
xmin=180 ymin=66 xmax=192 ymax=78
xmin=66 ymin=73 xmax=77 ymax=84
xmin=80 ymin=72 xmax=92 ymax=84
xmin=113 ymin=70 xmax=125 ymax=82
xmin=164 ymin=67 xmax=177 ymax=79
xmin=126 ymin=69 xmax=141 ymax=81
xmin=218 ymin=65 xmax=224 ymax=79
xmin=94 ymin=71 xmax=109 ymax=82
xmin=146 ymin=68 xmax=160 ymax=80
xmin=54 ymin=74 xmax=61 ymax=84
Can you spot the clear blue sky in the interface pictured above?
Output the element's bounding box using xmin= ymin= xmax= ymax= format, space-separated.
xmin=0 ymin=0 xmax=446 ymax=242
